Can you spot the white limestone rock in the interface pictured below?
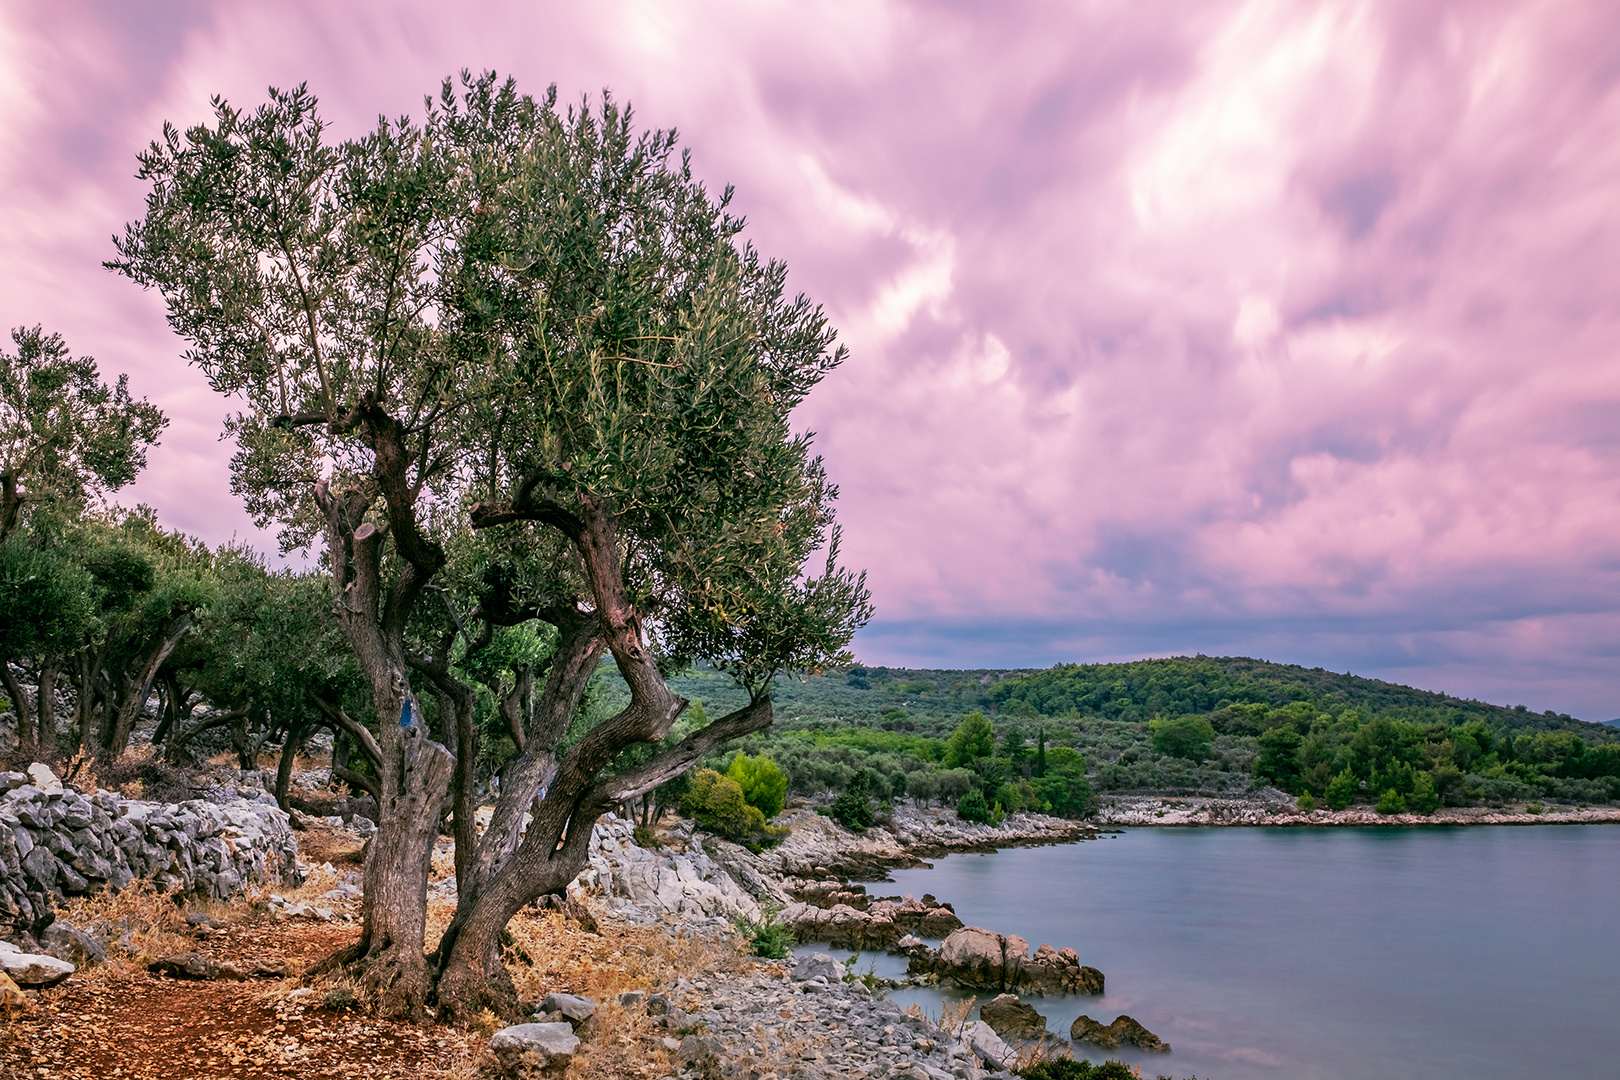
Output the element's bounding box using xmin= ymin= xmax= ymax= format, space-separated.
xmin=0 ymin=940 xmax=75 ymax=987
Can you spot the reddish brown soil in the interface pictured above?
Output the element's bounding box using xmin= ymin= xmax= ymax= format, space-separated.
xmin=0 ymin=916 xmax=482 ymax=1080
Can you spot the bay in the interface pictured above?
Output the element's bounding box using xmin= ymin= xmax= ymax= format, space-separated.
xmin=842 ymin=825 xmax=1620 ymax=1079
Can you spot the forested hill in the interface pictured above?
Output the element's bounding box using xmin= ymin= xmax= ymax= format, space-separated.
xmin=985 ymin=656 xmax=1618 ymax=741
xmin=640 ymin=655 xmax=1618 ymax=744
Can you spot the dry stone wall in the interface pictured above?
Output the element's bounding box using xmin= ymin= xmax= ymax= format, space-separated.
xmin=0 ymin=768 xmax=300 ymax=934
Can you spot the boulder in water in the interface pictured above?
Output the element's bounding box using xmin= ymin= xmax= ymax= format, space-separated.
xmin=980 ymin=993 xmax=1048 ymax=1040
xmin=1070 ymin=1013 xmax=1169 ymax=1052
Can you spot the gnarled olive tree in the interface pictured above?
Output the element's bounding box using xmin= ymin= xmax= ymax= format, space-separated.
xmin=113 ymin=73 xmax=870 ymax=1021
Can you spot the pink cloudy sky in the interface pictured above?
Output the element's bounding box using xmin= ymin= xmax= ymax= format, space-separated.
xmin=5 ymin=0 xmax=1620 ymax=718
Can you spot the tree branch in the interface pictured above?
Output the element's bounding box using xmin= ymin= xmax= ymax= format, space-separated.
xmin=332 ymin=764 xmax=381 ymax=803
xmin=592 ymin=696 xmax=774 ymax=806
xmin=312 ymin=696 xmax=383 ymax=773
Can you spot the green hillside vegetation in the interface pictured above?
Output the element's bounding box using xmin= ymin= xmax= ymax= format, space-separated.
xmin=989 ymin=655 xmax=1611 ymax=738
xmin=593 ymin=655 xmax=1620 ymax=819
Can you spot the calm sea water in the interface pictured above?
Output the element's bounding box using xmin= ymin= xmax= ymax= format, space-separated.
xmin=813 ymin=826 xmax=1620 ymax=1080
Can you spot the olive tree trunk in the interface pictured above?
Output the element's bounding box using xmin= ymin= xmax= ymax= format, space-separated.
xmin=431 ymin=496 xmax=777 ymax=1021
xmin=311 ymin=477 xmax=454 ymax=1020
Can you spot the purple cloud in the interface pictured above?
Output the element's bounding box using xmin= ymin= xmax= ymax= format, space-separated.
xmin=4 ymin=0 xmax=1620 ymax=715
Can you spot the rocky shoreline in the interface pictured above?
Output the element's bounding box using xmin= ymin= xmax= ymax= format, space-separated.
xmin=1096 ymin=791 xmax=1620 ymax=827
xmin=11 ymin=764 xmax=1616 ymax=1079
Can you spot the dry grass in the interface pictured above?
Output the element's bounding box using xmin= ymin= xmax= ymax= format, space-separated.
xmin=912 ymin=992 xmax=977 ymax=1037
xmin=489 ymin=904 xmax=754 ymax=1080
xmin=56 ymin=879 xmax=196 ymax=970
xmin=1013 ymin=1034 xmax=1082 ymax=1073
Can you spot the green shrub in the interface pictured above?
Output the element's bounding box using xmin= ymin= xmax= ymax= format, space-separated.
xmin=1032 ymin=746 xmax=1098 ymax=819
xmin=1255 ymin=726 xmax=1304 ymax=791
xmin=1408 ymin=772 xmax=1440 ymax=815
xmin=829 ymin=769 xmax=875 ymax=832
xmin=943 ymin=712 xmax=996 ymax=768
xmin=906 ymin=770 xmax=939 ymax=806
xmin=1016 ymin=1059 xmax=1140 ymax=1080
xmin=1149 ymin=715 xmax=1215 ymax=761
xmin=323 ymin=987 xmax=358 ymax=1011
xmin=726 ymin=752 xmax=788 ymax=818
xmin=1324 ymin=767 xmax=1357 ymax=810
xmin=736 ymin=912 xmax=794 ymax=959
xmin=1297 ymin=792 xmax=1316 ymax=812
xmin=956 ymin=787 xmax=991 ymax=824
xmin=683 ymin=768 xmax=787 ymax=844
xmin=935 ymin=768 xmax=975 ymax=805
xmin=1375 ymin=788 xmax=1408 ymax=814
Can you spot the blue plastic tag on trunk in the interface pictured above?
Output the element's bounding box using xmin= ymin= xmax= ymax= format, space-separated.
xmin=400 ymin=698 xmax=414 ymax=728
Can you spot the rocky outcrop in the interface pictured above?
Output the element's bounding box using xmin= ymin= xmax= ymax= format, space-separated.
xmin=906 ymin=926 xmax=1104 ymax=996
xmin=954 ymin=1020 xmax=1019 ymax=1070
xmin=489 ymin=1021 xmax=579 ymax=1075
xmin=533 ymin=991 xmax=596 ymax=1032
xmin=745 ymin=805 xmax=1093 ymax=880
xmin=979 ymin=993 xmax=1048 ymax=1040
xmin=779 ymin=892 xmax=964 ymax=947
xmin=656 ymin=954 xmax=1004 ymax=1080
xmin=0 ymin=768 xmax=300 ymax=934
xmin=575 ymin=814 xmax=763 ymax=927
xmin=146 ymin=952 xmax=288 ymax=981
xmin=1070 ymin=1013 xmax=1169 ymax=1052
xmin=786 ymin=877 xmax=873 ymax=909
xmin=0 ymin=939 xmax=74 ymax=987
xmin=1096 ymin=793 xmax=1620 ymax=828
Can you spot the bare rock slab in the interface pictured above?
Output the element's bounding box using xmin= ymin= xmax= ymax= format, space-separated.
xmin=490 ymin=1021 xmax=580 ymax=1074
xmin=0 ymin=940 xmax=74 ymax=987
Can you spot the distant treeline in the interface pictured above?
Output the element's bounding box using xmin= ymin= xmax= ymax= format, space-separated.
xmin=630 ymin=654 xmax=1620 ymax=816
xmin=987 ymin=656 xmax=1615 ymax=741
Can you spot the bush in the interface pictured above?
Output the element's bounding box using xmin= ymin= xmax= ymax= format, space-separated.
xmin=829 ymin=769 xmax=875 ymax=832
xmin=1408 ymin=772 xmax=1439 ymax=815
xmin=736 ymin=912 xmax=794 ymax=959
xmin=1032 ymin=746 xmax=1098 ymax=819
xmin=935 ymin=768 xmax=975 ymax=805
xmin=943 ymin=712 xmax=996 ymax=768
xmin=1255 ymin=726 xmax=1304 ymax=791
xmin=956 ymin=787 xmax=991 ymax=824
xmin=1016 ymin=1059 xmax=1140 ymax=1080
xmin=1297 ymin=792 xmax=1316 ymax=812
xmin=683 ymin=768 xmax=787 ymax=845
xmin=726 ymin=752 xmax=788 ymax=818
xmin=1148 ymin=715 xmax=1214 ymax=761
xmin=906 ymin=770 xmax=939 ymax=806
xmin=1324 ymin=767 xmax=1357 ymax=810
xmin=1375 ymin=788 xmax=1408 ymax=814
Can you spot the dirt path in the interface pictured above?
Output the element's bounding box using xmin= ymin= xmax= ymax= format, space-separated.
xmin=0 ymin=916 xmax=481 ymax=1080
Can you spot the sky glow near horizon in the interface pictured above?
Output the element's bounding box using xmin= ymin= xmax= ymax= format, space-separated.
xmin=4 ymin=1 xmax=1620 ymax=718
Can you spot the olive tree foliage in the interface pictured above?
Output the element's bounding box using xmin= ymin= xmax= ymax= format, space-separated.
xmin=0 ymin=508 xmax=213 ymax=760
xmin=0 ymin=327 xmax=166 ymax=543
xmin=424 ymin=76 xmax=871 ymax=1020
xmin=112 ymin=72 xmax=871 ymax=1022
xmin=111 ymin=82 xmax=484 ymax=1016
